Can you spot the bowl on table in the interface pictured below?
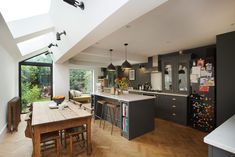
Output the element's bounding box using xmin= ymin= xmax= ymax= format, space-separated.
xmin=52 ymin=96 xmax=65 ymax=105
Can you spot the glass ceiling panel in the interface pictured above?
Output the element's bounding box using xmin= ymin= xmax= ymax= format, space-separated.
xmin=17 ymin=32 xmax=53 ymax=56
xmin=25 ymin=52 xmax=53 ymax=64
xmin=0 ymin=0 xmax=51 ymax=22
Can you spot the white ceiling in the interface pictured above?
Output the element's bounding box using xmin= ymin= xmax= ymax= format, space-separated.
xmin=79 ymin=0 xmax=235 ymax=60
xmin=53 ymin=0 xmax=167 ymax=63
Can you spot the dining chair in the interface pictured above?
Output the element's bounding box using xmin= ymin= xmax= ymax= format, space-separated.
xmin=63 ymin=125 xmax=87 ymax=156
xmin=24 ymin=112 xmax=61 ymax=157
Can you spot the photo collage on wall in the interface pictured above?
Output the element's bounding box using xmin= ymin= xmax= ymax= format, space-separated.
xmin=190 ymin=58 xmax=215 ymax=92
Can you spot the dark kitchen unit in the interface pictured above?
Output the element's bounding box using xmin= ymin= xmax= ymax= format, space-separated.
xmin=155 ymin=52 xmax=191 ymax=125
xmin=187 ymin=46 xmax=216 ymax=132
xmin=156 ymin=94 xmax=188 ymax=125
xmin=153 ymin=45 xmax=217 ymax=129
xmin=216 ymin=31 xmax=235 ymax=126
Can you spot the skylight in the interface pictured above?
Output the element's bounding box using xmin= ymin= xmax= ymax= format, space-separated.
xmin=17 ymin=32 xmax=53 ymax=56
xmin=0 ymin=0 xmax=51 ymax=22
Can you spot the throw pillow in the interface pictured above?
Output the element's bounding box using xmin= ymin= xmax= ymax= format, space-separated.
xmin=69 ymin=90 xmax=75 ymax=98
xmin=74 ymin=90 xmax=82 ymax=97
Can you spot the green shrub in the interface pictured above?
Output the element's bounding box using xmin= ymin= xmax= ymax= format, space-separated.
xmin=21 ymin=84 xmax=41 ymax=112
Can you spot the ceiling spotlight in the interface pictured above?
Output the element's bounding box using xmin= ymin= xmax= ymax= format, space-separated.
xmin=48 ymin=43 xmax=58 ymax=48
xmin=63 ymin=0 xmax=85 ymax=10
xmin=56 ymin=30 xmax=66 ymax=40
xmin=45 ymin=51 xmax=53 ymax=55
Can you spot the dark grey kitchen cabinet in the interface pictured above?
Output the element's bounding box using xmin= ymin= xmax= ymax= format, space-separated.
xmin=208 ymin=145 xmax=235 ymax=157
xmin=161 ymin=53 xmax=190 ymax=94
xmin=156 ymin=94 xmax=188 ymax=125
xmin=216 ymin=31 xmax=235 ymax=126
xmin=156 ymin=94 xmax=171 ymax=120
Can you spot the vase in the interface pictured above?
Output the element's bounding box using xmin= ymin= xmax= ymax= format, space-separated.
xmin=115 ymin=89 xmax=123 ymax=95
xmin=111 ymin=87 xmax=116 ymax=95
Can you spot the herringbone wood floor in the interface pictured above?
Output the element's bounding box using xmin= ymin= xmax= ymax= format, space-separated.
xmin=0 ymin=114 xmax=208 ymax=157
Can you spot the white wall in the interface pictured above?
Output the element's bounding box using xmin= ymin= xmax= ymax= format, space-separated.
xmin=53 ymin=62 xmax=69 ymax=99
xmin=0 ymin=45 xmax=17 ymax=139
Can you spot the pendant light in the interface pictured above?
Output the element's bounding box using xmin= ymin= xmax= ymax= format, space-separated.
xmin=122 ymin=43 xmax=132 ymax=69
xmin=107 ymin=49 xmax=116 ymax=71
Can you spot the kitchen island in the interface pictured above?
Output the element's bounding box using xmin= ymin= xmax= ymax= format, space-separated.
xmin=204 ymin=114 xmax=235 ymax=157
xmin=92 ymin=92 xmax=155 ymax=140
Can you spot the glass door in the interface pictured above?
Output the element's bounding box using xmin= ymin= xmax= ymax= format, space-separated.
xmin=20 ymin=65 xmax=52 ymax=113
xmin=163 ymin=62 xmax=173 ymax=91
xmin=178 ymin=62 xmax=188 ymax=92
xmin=19 ymin=52 xmax=53 ymax=113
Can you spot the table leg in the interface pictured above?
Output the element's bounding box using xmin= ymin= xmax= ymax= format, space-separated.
xmin=87 ymin=118 xmax=92 ymax=155
xmin=33 ymin=127 xmax=41 ymax=157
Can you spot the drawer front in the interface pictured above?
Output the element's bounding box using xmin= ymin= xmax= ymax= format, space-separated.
xmin=156 ymin=95 xmax=171 ymax=120
xmin=157 ymin=95 xmax=188 ymax=125
xmin=170 ymin=96 xmax=188 ymax=125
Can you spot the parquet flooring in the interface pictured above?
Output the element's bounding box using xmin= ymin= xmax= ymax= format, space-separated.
xmin=0 ymin=114 xmax=208 ymax=157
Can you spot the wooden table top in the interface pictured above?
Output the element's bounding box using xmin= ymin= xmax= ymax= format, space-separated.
xmin=32 ymin=101 xmax=92 ymax=126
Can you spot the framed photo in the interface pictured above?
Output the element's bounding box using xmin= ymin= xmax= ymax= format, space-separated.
xmin=129 ymin=69 xmax=135 ymax=80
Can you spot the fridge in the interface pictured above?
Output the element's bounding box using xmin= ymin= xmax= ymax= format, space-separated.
xmin=189 ymin=57 xmax=215 ymax=132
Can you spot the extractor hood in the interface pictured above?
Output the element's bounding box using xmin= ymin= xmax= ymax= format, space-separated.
xmin=145 ymin=55 xmax=161 ymax=73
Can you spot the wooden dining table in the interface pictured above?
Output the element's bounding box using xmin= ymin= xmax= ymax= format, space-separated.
xmin=32 ymin=101 xmax=92 ymax=157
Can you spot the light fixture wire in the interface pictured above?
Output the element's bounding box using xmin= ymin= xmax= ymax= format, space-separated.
xmin=125 ymin=43 xmax=128 ymax=60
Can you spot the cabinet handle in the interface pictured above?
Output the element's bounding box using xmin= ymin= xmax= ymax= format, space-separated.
xmin=172 ymin=113 xmax=176 ymax=116
xmin=172 ymin=98 xmax=176 ymax=101
xmin=172 ymin=105 xmax=176 ymax=108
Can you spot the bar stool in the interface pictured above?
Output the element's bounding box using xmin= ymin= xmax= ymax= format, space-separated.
xmin=104 ymin=103 xmax=120 ymax=135
xmin=94 ymin=100 xmax=107 ymax=127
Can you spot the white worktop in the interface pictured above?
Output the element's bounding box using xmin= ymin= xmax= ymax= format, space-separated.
xmin=93 ymin=92 xmax=155 ymax=102
xmin=129 ymin=89 xmax=188 ymax=97
xmin=204 ymin=114 xmax=235 ymax=154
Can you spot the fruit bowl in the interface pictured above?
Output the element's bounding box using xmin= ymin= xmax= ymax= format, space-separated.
xmin=52 ymin=96 xmax=65 ymax=105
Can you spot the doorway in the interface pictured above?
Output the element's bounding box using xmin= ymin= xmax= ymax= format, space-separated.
xmin=19 ymin=53 xmax=53 ymax=113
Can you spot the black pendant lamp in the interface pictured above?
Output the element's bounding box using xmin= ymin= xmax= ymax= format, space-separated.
xmin=122 ymin=43 xmax=132 ymax=69
xmin=107 ymin=49 xmax=116 ymax=71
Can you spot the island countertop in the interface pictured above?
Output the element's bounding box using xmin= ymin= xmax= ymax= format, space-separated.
xmin=129 ymin=89 xmax=188 ymax=97
xmin=204 ymin=114 xmax=235 ymax=154
xmin=92 ymin=92 xmax=155 ymax=102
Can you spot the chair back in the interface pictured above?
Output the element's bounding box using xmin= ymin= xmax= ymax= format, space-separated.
xmin=24 ymin=112 xmax=33 ymax=138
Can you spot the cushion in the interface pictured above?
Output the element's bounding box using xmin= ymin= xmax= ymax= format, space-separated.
xmin=69 ymin=90 xmax=75 ymax=98
xmin=74 ymin=90 xmax=82 ymax=97
xmin=73 ymin=96 xmax=91 ymax=102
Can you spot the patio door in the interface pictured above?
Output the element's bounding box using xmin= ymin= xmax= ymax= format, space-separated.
xmin=19 ymin=53 xmax=53 ymax=113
